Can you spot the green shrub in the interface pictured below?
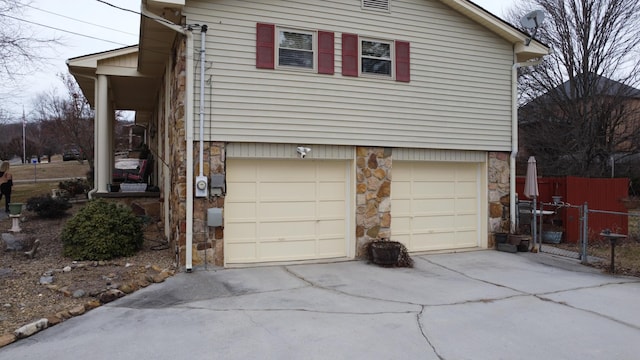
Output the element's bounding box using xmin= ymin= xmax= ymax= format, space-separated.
xmin=26 ymin=194 xmax=72 ymax=218
xmin=61 ymin=199 xmax=144 ymax=261
xmin=58 ymin=178 xmax=91 ymax=197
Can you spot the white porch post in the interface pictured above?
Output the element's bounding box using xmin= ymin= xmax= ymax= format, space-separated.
xmin=96 ymin=74 xmax=110 ymax=193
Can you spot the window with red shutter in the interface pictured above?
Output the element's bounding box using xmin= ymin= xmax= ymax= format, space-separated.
xmin=256 ymin=23 xmax=275 ymax=69
xmin=342 ymin=33 xmax=359 ymax=77
xmin=395 ymin=40 xmax=410 ymax=82
xmin=318 ymin=31 xmax=335 ymax=75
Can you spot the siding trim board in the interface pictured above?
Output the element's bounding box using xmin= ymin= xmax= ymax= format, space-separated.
xmin=393 ymin=148 xmax=487 ymax=162
xmin=227 ymin=143 xmax=354 ymax=160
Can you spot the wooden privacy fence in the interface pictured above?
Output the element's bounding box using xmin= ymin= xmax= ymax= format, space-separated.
xmin=516 ymin=176 xmax=629 ymax=242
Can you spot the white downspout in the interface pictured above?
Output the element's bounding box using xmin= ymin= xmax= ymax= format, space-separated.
xmin=185 ymin=29 xmax=195 ymax=272
xmin=141 ymin=4 xmax=197 ymax=271
xmin=199 ymin=25 xmax=208 ymax=179
xmin=69 ymin=71 xmax=99 ymax=199
xmin=511 ymin=57 xmax=542 ymax=232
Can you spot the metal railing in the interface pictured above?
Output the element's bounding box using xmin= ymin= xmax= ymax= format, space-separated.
xmin=536 ymin=202 xmax=639 ymax=270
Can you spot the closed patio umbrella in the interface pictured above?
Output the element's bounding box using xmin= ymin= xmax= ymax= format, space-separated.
xmin=524 ymin=156 xmax=539 ymax=251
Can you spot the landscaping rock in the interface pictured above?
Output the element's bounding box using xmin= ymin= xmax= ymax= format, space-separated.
xmin=98 ymin=289 xmax=125 ymax=304
xmin=73 ymin=289 xmax=86 ymax=298
xmin=39 ymin=276 xmax=54 ymax=285
xmin=14 ymin=318 xmax=48 ymax=338
xmin=1 ymin=233 xmax=25 ymax=251
xmin=68 ymin=305 xmax=86 ymax=316
xmin=0 ymin=333 xmax=17 ymax=347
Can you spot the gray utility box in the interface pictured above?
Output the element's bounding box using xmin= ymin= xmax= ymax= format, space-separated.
xmin=207 ymin=208 xmax=223 ymax=227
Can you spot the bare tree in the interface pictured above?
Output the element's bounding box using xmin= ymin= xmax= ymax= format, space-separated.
xmin=32 ymin=73 xmax=94 ymax=167
xmin=510 ymin=0 xmax=640 ymax=178
xmin=0 ymin=0 xmax=55 ymax=80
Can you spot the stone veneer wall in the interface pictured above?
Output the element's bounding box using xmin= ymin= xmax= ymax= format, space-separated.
xmin=169 ymin=37 xmax=188 ymax=265
xmin=192 ymin=142 xmax=226 ymax=266
xmin=355 ymin=147 xmax=392 ymax=257
xmin=488 ymin=152 xmax=511 ymax=247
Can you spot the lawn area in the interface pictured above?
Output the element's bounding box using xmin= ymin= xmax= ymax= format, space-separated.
xmin=551 ymin=238 xmax=640 ymax=277
xmin=5 ymin=157 xmax=90 ymax=203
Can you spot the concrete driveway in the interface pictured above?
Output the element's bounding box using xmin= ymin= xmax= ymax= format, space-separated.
xmin=2 ymin=251 xmax=640 ymax=360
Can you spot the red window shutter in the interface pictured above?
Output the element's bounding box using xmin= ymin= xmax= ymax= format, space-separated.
xmin=395 ymin=40 xmax=410 ymax=82
xmin=256 ymin=23 xmax=275 ymax=69
xmin=342 ymin=33 xmax=358 ymax=77
xmin=318 ymin=31 xmax=335 ymax=75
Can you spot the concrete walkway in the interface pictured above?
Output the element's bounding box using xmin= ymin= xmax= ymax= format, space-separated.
xmin=2 ymin=251 xmax=640 ymax=359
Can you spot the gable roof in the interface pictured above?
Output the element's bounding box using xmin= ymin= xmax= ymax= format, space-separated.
xmin=557 ymin=74 xmax=640 ymax=99
xmin=524 ymin=73 xmax=640 ymax=108
xmin=440 ymin=0 xmax=548 ymax=61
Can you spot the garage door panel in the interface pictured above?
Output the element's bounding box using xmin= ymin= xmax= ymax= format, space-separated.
xmin=319 ymin=182 xmax=345 ymax=198
xmin=412 ymin=232 xmax=456 ymax=251
xmin=318 ymin=237 xmax=346 ymax=256
xmin=224 ymin=202 xmax=257 ymax=219
xmin=392 ymin=199 xmax=411 ymax=213
xmin=225 ymin=223 xmax=257 ymax=239
xmin=259 ymin=162 xmax=315 ymax=180
xmin=414 ymin=182 xmax=454 ymax=196
xmin=226 ymin=159 xmax=350 ymax=264
xmin=318 ymin=201 xmax=346 ymax=217
xmin=391 ymin=161 xmax=480 ymax=252
xmin=226 ymin=243 xmax=257 ymax=262
xmin=260 ymin=220 xmax=317 ymax=238
xmin=229 ymin=183 xmax=257 ymax=200
xmin=260 ymin=240 xmax=317 ymax=260
xmin=414 ymin=215 xmax=454 ymax=228
xmin=319 ymin=163 xmax=348 ymax=180
xmin=260 ymin=183 xmax=315 ymax=200
xmin=259 ymin=202 xmax=316 ymax=219
xmin=393 ymin=182 xmax=411 ymax=197
xmin=317 ymin=219 xmax=345 ymax=234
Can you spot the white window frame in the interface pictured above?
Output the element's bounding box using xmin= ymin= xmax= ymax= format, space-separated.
xmin=276 ymin=27 xmax=317 ymax=72
xmin=359 ymin=37 xmax=394 ymax=79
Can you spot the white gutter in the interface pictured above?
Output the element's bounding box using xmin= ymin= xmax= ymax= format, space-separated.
xmin=510 ymin=57 xmax=542 ymax=232
xmin=141 ymin=3 xmax=197 ymax=272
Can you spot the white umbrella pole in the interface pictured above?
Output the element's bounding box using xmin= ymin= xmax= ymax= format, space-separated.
xmin=532 ymin=195 xmax=538 ymax=250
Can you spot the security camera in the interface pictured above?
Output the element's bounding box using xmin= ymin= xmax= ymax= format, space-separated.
xmin=296 ymin=146 xmax=311 ymax=158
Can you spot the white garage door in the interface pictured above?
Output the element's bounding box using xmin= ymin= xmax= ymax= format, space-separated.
xmin=391 ymin=161 xmax=480 ymax=252
xmin=225 ymin=159 xmax=349 ymax=264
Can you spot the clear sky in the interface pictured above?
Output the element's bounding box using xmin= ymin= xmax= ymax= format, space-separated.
xmin=1 ymin=0 xmax=519 ymax=121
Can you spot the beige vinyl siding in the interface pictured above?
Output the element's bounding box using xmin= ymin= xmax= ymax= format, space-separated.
xmin=227 ymin=143 xmax=354 ymax=160
xmin=185 ymin=0 xmax=514 ymax=151
xmin=393 ymin=148 xmax=487 ymax=162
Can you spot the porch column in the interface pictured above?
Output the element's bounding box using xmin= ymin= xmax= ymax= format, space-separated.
xmin=96 ymin=74 xmax=110 ymax=193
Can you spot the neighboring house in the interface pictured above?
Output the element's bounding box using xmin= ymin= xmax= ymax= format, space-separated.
xmin=518 ymin=74 xmax=640 ymax=176
xmin=67 ymin=0 xmax=548 ymax=269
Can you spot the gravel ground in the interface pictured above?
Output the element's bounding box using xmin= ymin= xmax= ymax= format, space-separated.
xmin=0 ymin=203 xmax=176 ymax=338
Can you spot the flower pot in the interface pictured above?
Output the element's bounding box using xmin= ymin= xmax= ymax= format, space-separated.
xmin=541 ymin=231 xmax=563 ymax=244
xmin=8 ymin=203 xmax=23 ymax=215
xmin=494 ymin=233 xmax=508 ymax=246
xmin=370 ymin=241 xmax=402 ymax=266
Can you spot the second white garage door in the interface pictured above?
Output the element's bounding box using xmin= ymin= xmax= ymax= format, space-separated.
xmin=225 ymin=159 xmax=350 ymax=265
xmin=391 ymin=161 xmax=480 ymax=252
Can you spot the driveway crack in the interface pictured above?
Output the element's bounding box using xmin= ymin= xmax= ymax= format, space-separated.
xmin=417 ymin=305 xmax=446 ymax=360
